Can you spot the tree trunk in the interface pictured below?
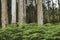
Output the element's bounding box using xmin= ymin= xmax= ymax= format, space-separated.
xmin=1 ymin=0 xmax=8 ymax=28
xmin=18 ymin=0 xmax=24 ymax=25
xmin=11 ymin=0 xmax=16 ymax=24
xmin=37 ymin=0 xmax=43 ymax=25
xmin=58 ymin=0 xmax=60 ymax=21
xmin=23 ymin=0 xmax=26 ymax=23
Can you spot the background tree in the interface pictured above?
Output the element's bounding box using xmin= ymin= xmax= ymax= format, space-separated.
xmin=37 ymin=0 xmax=43 ymax=24
xmin=18 ymin=0 xmax=24 ymax=25
xmin=1 ymin=0 xmax=8 ymax=28
xmin=23 ymin=0 xmax=26 ymax=23
xmin=58 ymin=0 xmax=60 ymax=21
xmin=11 ymin=0 xmax=16 ymax=24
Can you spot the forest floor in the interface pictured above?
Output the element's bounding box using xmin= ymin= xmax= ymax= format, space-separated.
xmin=0 ymin=23 xmax=60 ymax=40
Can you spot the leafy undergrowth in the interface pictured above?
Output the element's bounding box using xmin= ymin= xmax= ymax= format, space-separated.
xmin=0 ymin=23 xmax=60 ymax=40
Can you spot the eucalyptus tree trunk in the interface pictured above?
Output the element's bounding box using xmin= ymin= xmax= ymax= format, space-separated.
xmin=37 ymin=0 xmax=43 ymax=25
xmin=58 ymin=0 xmax=60 ymax=21
xmin=18 ymin=0 xmax=24 ymax=25
xmin=23 ymin=0 xmax=26 ymax=23
xmin=11 ymin=0 xmax=16 ymax=24
xmin=27 ymin=0 xmax=30 ymax=6
xmin=1 ymin=0 xmax=8 ymax=28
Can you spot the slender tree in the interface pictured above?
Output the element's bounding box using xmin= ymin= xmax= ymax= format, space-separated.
xmin=58 ymin=0 xmax=60 ymax=21
xmin=37 ymin=0 xmax=43 ymax=24
xmin=23 ymin=0 xmax=26 ymax=23
xmin=1 ymin=0 xmax=8 ymax=28
xmin=18 ymin=0 xmax=24 ymax=25
xmin=11 ymin=0 xmax=16 ymax=24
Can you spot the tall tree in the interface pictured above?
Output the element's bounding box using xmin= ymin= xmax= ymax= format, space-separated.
xmin=23 ymin=0 xmax=26 ymax=23
xmin=18 ymin=0 xmax=24 ymax=25
xmin=37 ymin=0 xmax=43 ymax=24
xmin=58 ymin=0 xmax=60 ymax=21
xmin=11 ymin=0 xmax=16 ymax=24
xmin=1 ymin=0 xmax=8 ymax=28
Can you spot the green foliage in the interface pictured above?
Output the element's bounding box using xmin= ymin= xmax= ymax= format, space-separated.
xmin=0 ymin=23 xmax=60 ymax=40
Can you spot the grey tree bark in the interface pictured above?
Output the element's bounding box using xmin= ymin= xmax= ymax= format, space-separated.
xmin=18 ymin=0 xmax=24 ymax=25
xmin=1 ymin=0 xmax=8 ymax=28
xmin=11 ymin=0 xmax=16 ymax=24
xmin=37 ymin=0 xmax=43 ymax=25
xmin=23 ymin=0 xmax=26 ymax=23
